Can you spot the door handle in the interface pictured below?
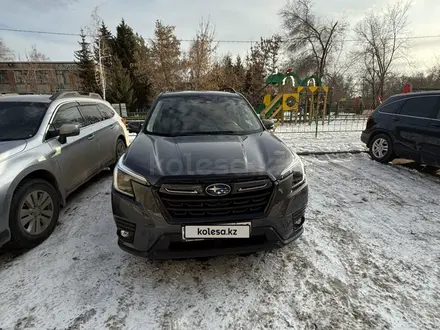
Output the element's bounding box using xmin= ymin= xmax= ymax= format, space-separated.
xmin=392 ymin=117 xmax=400 ymax=121
xmin=109 ymin=124 xmax=116 ymax=129
xmin=429 ymin=123 xmax=440 ymax=128
xmin=87 ymin=134 xmax=95 ymax=140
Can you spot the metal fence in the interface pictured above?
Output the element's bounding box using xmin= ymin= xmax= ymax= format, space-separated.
xmin=124 ymin=110 xmax=371 ymax=137
xmin=126 ymin=111 xmax=148 ymax=119
xmin=274 ymin=112 xmax=369 ymax=136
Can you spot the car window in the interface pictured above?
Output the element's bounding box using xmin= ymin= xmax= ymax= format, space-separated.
xmin=52 ymin=104 xmax=84 ymax=130
xmin=145 ymin=95 xmax=263 ymax=136
xmin=399 ymin=96 xmax=440 ymax=119
xmin=79 ymin=104 xmax=103 ymax=126
xmin=379 ymin=100 xmax=404 ymax=114
xmin=0 ymin=101 xmax=49 ymax=141
xmin=97 ymin=103 xmax=115 ymax=120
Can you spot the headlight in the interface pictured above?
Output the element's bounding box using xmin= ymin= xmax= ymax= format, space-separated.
xmin=280 ymin=153 xmax=305 ymax=187
xmin=113 ymin=156 xmax=149 ymax=197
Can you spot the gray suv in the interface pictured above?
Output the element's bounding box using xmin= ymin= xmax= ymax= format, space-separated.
xmin=0 ymin=91 xmax=130 ymax=248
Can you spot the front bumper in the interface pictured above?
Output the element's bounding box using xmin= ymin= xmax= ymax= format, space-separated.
xmin=0 ymin=182 xmax=12 ymax=248
xmin=111 ymin=179 xmax=308 ymax=259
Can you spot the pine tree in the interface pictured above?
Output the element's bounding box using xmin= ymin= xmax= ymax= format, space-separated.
xmin=132 ymin=34 xmax=153 ymax=109
xmin=109 ymin=58 xmax=135 ymax=106
xmin=93 ymin=22 xmax=115 ymax=74
xmin=114 ymin=19 xmax=137 ymax=71
xmin=220 ymin=54 xmax=235 ymax=89
xmin=74 ymin=29 xmax=99 ymax=93
xmin=113 ymin=19 xmax=152 ymax=110
xmin=233 ymin=55 xmax=245 ymax=91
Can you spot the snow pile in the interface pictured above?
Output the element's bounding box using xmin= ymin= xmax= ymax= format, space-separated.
xmin=1 ymin=153 xmax=439 ymax=329
xmin=279 ymin=131 xmax=367 ymax=154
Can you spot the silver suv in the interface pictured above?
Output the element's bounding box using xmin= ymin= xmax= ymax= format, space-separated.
xmin=0 ymin=91 xmax=130 ymax=248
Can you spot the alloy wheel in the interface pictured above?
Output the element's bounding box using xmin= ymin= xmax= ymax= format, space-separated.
xmin=372 ymin=138 xmax=389 ymax=159
xmin=19 ymin=190 xmax=54 ymax=235
xmin=116 ymin=140 xmax=126 ymax=159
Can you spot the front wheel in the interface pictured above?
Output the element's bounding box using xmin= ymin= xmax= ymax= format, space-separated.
xmin=369 ymin=134 xmax=394 ymax=163
xmin=116 ymin=138 xmax=127 ymax=161
xmin=9 ymin=179 xmax=60 ymax=248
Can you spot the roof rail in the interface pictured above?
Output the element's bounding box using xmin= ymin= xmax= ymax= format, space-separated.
xmin=49 ymin=91 xmax=80 ymax=100
xmin=49 ymin=91 xmax=104 ymax=101
xmin=88 ymin=92 xmax=102 ymax=99
xmin=220 ymin=87 xmax=237 ymax=93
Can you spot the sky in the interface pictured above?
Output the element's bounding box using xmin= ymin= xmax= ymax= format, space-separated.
xmin=1 ymin=0 xmax=440 ymax=74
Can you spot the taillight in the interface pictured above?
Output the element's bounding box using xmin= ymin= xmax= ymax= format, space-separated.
xmin=121 ymin=118 xmax=126 ymax=125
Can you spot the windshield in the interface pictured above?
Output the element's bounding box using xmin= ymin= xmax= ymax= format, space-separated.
xmin=145 ymin=95 xmax=263 ymax=136
xmin=0 ymin=102 xmax=49 ymax=141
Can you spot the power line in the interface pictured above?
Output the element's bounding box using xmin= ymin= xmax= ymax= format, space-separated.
xmin=1 ymin=26 xmax=440 ymax=43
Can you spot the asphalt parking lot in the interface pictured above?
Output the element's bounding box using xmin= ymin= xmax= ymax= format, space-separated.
xmin=1 ymin=153 xmax=439 ymax=330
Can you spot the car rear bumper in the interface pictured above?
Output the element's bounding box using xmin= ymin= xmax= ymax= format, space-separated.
xmin=111 ymin=180 xmax=308 ymax=259
xmin=361 ymin=130 xmax=371 ymax=145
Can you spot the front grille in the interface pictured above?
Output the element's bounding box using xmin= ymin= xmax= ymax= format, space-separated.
xmin=156 ymin=176 xmax=274 ymax=222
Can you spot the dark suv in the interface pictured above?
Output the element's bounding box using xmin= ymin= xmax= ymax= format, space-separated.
xmin=361 ymin=91 xmax=440 ymax=166
xmin=111 ymin=91 xmax=308 ymax=259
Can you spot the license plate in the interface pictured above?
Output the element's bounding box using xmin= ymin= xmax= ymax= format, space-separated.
xmin=182 ymin=222 xmax=251 ymax=240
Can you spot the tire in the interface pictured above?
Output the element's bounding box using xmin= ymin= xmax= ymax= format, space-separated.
xmin=9 ymin=179 xmax=60 ymax=249
xmin=111 ymin=138 xmax=127 ymax=168
xmin=369 ymin=133 xmax=394 ymax=163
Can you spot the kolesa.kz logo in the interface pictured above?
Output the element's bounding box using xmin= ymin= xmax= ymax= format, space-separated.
xmin=198 ymin=228 xmax=237 ymax=235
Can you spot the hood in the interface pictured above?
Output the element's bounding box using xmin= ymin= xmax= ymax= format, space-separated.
xmin=124 ymin=131 xmax=296 ymax=184
xmin=0 ymin=140 xmax=28 ymax=163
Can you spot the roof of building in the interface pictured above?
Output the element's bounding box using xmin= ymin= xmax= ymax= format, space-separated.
xmin=0 ymin=94 xmax=52 ymax=103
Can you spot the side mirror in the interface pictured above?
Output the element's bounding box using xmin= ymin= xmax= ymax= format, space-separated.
xmin=262 ymin=119 xmax=274 ymax=130
xmin=58 ymin=124 xmax=80 ymax=144
xmin=127 ymin=121 xmax=143 ymax=134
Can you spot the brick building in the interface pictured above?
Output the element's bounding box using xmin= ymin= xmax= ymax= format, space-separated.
xmin=0 ymin=61 xmax=80 ymax=94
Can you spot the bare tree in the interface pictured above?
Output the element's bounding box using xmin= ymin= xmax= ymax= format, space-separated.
xmin=148 ymin=20 xmax=182 ymax=93
xmin=183 ymin=18 xmax=218 ymax=90
xmin=85 ymin=6 xmax=110 ymax=99
xmin=20 ymin=45 xmax=50 ymax=93
xmin=0 ymin=38 xmax=14 ymax=60
xmin=280 ymin=0 xmax=348 ymax=80
xmin=354 ymin=0 xmax=412 ymax=100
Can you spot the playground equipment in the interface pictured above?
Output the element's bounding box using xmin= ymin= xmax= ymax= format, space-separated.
xmin=256 ymin=69 xmax=330 ymax=131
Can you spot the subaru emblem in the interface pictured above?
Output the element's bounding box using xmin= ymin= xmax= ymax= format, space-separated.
xmin=205 ymin=183 xmax=231 ymax=197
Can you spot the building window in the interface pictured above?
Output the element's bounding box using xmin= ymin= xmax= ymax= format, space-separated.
xmin=0 ymin=71 xmax=8 ymax=84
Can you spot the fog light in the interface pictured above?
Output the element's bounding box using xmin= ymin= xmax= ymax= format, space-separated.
xmin=120 ymin=230 xmax=130 ymax=238
xmin=293 ymin=216 xmax=305 ymax=227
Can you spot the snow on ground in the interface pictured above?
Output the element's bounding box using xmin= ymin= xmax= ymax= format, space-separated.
xmin=1 ymin=151 xmax=439 ymax=330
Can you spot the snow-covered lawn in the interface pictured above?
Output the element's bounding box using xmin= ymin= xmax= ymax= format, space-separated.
xmin=1 ymin=153 xmax=439 ymax=330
